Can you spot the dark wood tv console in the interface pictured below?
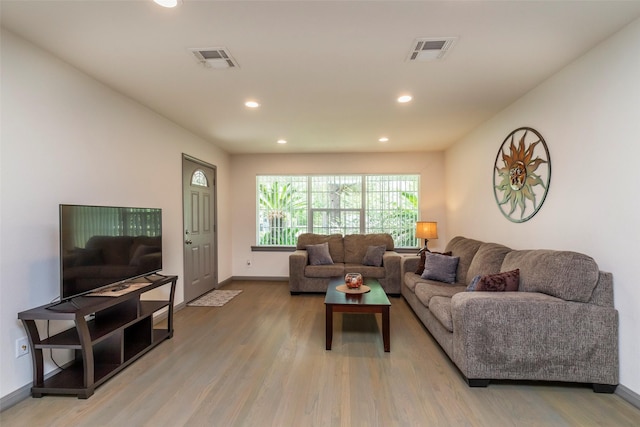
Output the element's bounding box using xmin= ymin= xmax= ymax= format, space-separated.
xmin=18 ymin=274 xmax=177 ymax=399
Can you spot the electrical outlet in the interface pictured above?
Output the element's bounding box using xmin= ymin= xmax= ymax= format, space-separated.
xmin=16 ymin=337 xmax=29 ymax=358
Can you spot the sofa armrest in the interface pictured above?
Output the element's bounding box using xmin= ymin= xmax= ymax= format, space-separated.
xmin=381 ymin=251 xmax=401 ymax=294
xmin=289 ymin=250 xmax=309 ymax=293
xmin=401 ymin=255 xmax=420 ymax=277
xmin=450 ymin=292 xmax=619 ymax=385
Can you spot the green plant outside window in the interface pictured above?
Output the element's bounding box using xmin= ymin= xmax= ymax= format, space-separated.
xmin=257 ymin=175 xmax=419 ymax=247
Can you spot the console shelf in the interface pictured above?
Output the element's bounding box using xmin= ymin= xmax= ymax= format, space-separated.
xmin=18 ymin=274 xmax=177 ymax=399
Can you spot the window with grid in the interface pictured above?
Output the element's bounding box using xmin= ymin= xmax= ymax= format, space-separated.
xmin=257 ymin=174 xmax=419 ymax=247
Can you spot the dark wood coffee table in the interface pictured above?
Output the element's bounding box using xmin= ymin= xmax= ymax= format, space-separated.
xmin=324 ymin=277 xmax=391 ymax=352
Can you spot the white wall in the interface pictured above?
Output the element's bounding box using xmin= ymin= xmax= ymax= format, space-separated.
xmin=230 ymin=152 xmax=447 ymax=277
xmin=0 ymin=30 xmax=232 ymax=399
xmin=445 ymin=18 xmax=640 ymax=394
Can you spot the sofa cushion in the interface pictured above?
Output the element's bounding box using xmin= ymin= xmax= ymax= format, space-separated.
xmin=444 ymin=236 xmax=484 ymax=284
xmin=429 ymin=296 xmax=453 ymax=332
xmin=129 ymin=244 xmax=160 ymax=266
xmin=414 ymin=282 xmax=466 ymax=307
xmin=345 ymin=264 xmax=386 ymax=279
xmin=306 ymin=242 xmax=334 ymax=265
xmin=86 ymin=236 xmax=134 ymax=265
xmin=421 ymin=252 xmax=459 ymax=284
xmin=362 ymin=245 xmax=386 ymax=267
xmin=71 ymin=248 xmax=103 ymax=267
xmin=475 ymin=269 xmax=520 ymax=292
xmin=502 ymin=250 xmax=599 ymax=302
xmin=131 ymin=236 xmax=162 ymax=257
xmin=404 ymin=272 xmax=423 ymax=292
xmin=344 ymin=234 xmax=394 ymax=264
xmin=296 ymin=233 xmax=344 ymax=263
xmin=304 ymin=264 xmax=344 ymax=278
xmin=466 ymin=243 xmax=512 ymax=284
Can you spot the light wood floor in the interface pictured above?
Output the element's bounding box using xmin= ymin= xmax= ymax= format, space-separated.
xmin=2 ymin=281 xmax=639 ymax=426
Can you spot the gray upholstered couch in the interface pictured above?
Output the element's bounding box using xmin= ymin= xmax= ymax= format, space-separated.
xmin=401 ymin=236 xmax=619 ymax=392
xmin=289 ymin=233 xmax=401 ymax=295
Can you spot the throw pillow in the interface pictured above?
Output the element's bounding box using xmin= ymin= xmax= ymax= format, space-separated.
xmin=415 ymin=251 xmax=452 ymax=275
xmin=466 ymin=275 xmax=481 ymax=292
xmin=415 ymin=250 xmax=427 ymax=275
xmin=475 ymin=269 xmax=520 ymax=292
xmin=362 ymin=245 xmax=386 ymax=267
xmin=130 ymin=245 xmax=160 ymax=266
xmin=306 ymin=242 xmax=334 ymax=265
xmin=420 ymin=252 xmax=460 ymax=284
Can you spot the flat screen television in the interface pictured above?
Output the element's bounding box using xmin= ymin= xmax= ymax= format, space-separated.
xmin=59 ymin=204 xmax=163 ymax=301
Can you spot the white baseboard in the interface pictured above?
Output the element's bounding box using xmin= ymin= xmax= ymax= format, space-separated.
xmin=1 ymin=307 xmax=184 ymax=412
xmin=616 ymin=384 xmax=640 ymax=409
xmin=0 ymin=381 xmax=33 ymax=412
xmin=230 ymin=276 xmax=288 ymax=282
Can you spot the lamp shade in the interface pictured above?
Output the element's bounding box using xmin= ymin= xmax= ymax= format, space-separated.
xmin=415 ymin=221 xmax=438 ymax=240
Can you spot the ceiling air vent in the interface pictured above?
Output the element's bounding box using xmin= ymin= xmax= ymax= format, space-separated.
xmin=189 ymin=47 xmax=239 ymax=69
xmin=407 ymin=37 xmax=457 ymax=62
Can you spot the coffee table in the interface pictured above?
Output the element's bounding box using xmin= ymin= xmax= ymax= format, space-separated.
xmin=324 ymin=277 xmax=391 ymax=352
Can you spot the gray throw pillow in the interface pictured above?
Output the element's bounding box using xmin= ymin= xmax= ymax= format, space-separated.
xmin=466 ymin=275 xmax=481 ymax=292
xmin=362 ymin=245 xmax=386 ymax=267
xmin=129 ymin=245 xmax=160 ymax=266
xmin=421 ymin=252 xmax=460 ymax=284
xmin=306 ymin=242 xmax=334 ymax=265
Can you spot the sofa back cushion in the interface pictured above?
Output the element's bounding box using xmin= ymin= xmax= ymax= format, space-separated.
xmin=466 ymin=243 xmax=512 ymax=284
xmin=444 ymin=236 xmax=484 ymax=284
xmin=86 ymin=236 xmax=134 ymax=265
xmin=130 ymin=236 xmax=161 ymax=262
xmin=344 ymin=234 xmax=394 ymax=264
xmin=501 ymin=250 xmax=599 ymax=302
xmin=296 ymin=233 xmax=344 ymax=263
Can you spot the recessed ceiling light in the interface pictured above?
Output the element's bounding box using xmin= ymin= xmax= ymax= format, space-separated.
xmin=277 ymin=139 xmax=287 ymax=144
xmin=379 ymin=137 xmax=389 ymax=143
xmin=153 ymin=0 xmax=178 ymax=8
xmin=245 ymin=101 xmax=260 ymax=108
xmin=397 ymin=95 xmax=413 ymax=103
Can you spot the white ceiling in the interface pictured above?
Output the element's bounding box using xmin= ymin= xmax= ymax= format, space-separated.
xmin=3 ymin=1 xmax=640 ymax=154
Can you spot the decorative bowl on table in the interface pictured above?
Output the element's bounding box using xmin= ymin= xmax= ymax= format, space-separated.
xmin=345 ymin=273 xmax=363 ymax=289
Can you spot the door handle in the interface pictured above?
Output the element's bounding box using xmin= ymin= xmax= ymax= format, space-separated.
xmin=185 ymin=239 xmax=193 ymax=245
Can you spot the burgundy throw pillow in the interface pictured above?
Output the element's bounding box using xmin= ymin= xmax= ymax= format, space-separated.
xmin=415 ymin=251 xmax=427 ymax=275
xmin=475 ymin=269 xmax=520 ymax=292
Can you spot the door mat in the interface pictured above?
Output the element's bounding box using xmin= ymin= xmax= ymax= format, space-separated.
xmin=187 ymin=289 xmax=243 ymax=307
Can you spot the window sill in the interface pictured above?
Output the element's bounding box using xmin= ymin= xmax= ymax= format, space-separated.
xmin=251 ymin=246 xmax=420 ymax=254
xmin=251 ymin=246 xmax=296 ymax=252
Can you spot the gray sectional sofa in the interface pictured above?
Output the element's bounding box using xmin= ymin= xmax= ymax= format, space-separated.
xmin=401 ymin=236 xmax=619 ymax=392
xmin=289 ymin=233 xmax=402 ymax=295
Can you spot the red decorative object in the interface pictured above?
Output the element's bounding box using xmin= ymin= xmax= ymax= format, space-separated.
xmin=345 ymin=273 xmax=363 ymax=288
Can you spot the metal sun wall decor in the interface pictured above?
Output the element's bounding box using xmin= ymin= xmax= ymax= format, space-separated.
xmin=493 ymin=127 xmax=551 ymax=223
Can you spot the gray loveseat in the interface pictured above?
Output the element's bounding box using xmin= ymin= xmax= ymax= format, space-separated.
xmin=289 ymin=233 xmax=401 ymax=295
xmin=401 ymin=236 xmax=618 ymax=392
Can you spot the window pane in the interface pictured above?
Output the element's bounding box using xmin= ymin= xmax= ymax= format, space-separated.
xmin=191 ymin=170 xmax=208 ymax=187
xmin=256 ymin=174 xmax=419 ymax=247
xmin=312 ymin=210 xmax=360 ymax=235
xmin=311 ymin=176 xmax=361 ymax=209
xmin=366 ymin=175 xmax=419 ymax=247
xmin=257 ymin=176 xmax=308 ymax=245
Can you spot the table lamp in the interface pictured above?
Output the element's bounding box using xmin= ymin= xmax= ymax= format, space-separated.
xmin=415 ymin=221 xmax=438 ymax=254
